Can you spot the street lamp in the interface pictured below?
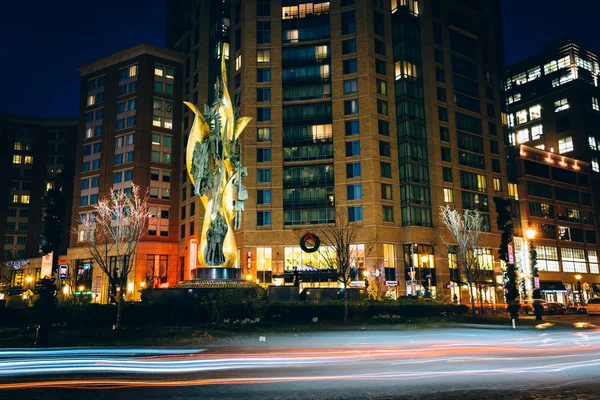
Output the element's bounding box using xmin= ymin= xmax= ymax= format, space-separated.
xmin=140 ymin=281 xmax=146 ymax=288
xmin=25 ymin=276 xmax=33 ymax=284
xmin=525 ymin=227 xmax=536 ymax=240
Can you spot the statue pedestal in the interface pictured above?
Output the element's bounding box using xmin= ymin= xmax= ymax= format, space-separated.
xmin=192 ymin=267 xmax=242 ymax=280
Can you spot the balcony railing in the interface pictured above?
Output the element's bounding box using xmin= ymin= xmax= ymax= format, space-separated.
xmin=283 ymin=176 xmax=334 ymax=188
xmin=282 ymin=74 xmax=330 ymax=85
xmin=282 ymin=55 xmax=330 ymax=66
xmin=283 ymin=198 xmax=335 ymax=209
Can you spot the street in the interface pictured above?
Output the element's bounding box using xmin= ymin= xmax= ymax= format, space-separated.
xmin=2 ymin=318 xmax=600 ymax=399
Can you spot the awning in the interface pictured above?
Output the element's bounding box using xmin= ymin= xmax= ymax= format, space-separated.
xmin=540 ymin=280 xmax=567 ymax=292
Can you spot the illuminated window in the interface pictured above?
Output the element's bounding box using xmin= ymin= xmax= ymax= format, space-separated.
xmin=383 ymin=244 xmax=395 ymax=270
xmin=46 ymin=182 xmax=53 ymax=192
xmin=534 ymin=144 xmax=545 ymax=150
xmin=516 ymin=128 xmax=529 ymax=144
xmin=558 ymin=136 xmax=573 ymax=154
xmin=592 ymin=157 xmax=599 ymax=173
xmin=477 ymin=175 xmax=487 ymax=192
xmin=443 ymin=188 xmax=454 ymax=203
xmin=508 ymin=183 xmax=518 ymax=200
xmin=531 ymin=125 xmax=543 ymax=140
xmin=507 ymin=93 xmax=521 ymax=104
xmin=129 ymin=65 xmax=138 ymax=77
xmin=235 ymin=55 xmax=242 ymax=71
xmin=527 ymin=66 xmax=541 ymax=82
xmin=554 ymin=98 xmax=569 ymax=112
xmin=24 ymin=156 xmax=33 ymax=164
xmin=21 ymin=195 xmax=30 ymax=204
xmin=557 ymin=55 xmax=570 ymax=69
xmin=12 ymin=155 xmax=22 ymax=164
xmin=284 ymin=29 xmax=299 ymax=43
xmin=515 ymin=109 xmax=527 ymax=125
xmin=493 ymin=178 xmax=501 ymax=192
xmin=13 ymin=142 xmax=21 ymax=150
xmin=589 ymin=250 xmax=599 ymax=274
xmin=394 ymin=60 xmax=417 ymax=80
xmin=544 ymin=60 xmax=558 ymax=74
xmin=593 ymin=97 xmax=599 ymax=111
xmin=257 ymin=49 xmax=271 ymax=63
xmin=529 ymin=104 xmax=542 ymax=120
xmin=256 ymin=248 xmax=272 ymax=271
xmin=152 ymin=99 xmax=173 ymax=129
xmin=12 ymin=195 xmax=18 ymax=203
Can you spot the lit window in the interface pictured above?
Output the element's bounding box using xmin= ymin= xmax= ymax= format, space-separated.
xmin=527 ymin=66 xmax=541 ymax=82
xmin=493 ymin=178 xmax=501 ymax=192
xmin=129 ymin=65 xmax=138 ymax=77
xmin=443 ymin=188 xmax=454 ymax=203
xmin=557 ymin=55 xmax=570 ymax=69
xmin=235 ymin=55 xmax=242 ymax=71
xmin=531 ymin=125 xmax=543 ymax=140
xmin=554 ymin=98 xmax=569 ymax=112
xmin=534 ymin=144 xmax=545 ymax=150
xmin=593 ymin=97 xmax=599 ymax=111
xmin=544 ymin=60 xmax=557 ymax=74
xmin=515 ymin=109 xmax=527 ymax=125
xmin=517 ymin=129 xmax=529 ymax=144
xmin=477 ymin=174 xmax=487 ymax=191
xmin=21 ymin=195 xmax=30 ymax=204
xmin=24 ymin=156 xmax=33 ymax=164
xmin=507 ymin=93 xmax=521 ymax=104
xmin=592 ymin=157 xmax=599 ymax=173
xmin=508 ymin=183 xmax=518 ymax=200
xmin=12 ymin=155 xmax=22 ymax=164
xmin=257 ymin=49 xmax=271 ymax=63
xmin=529 ymin=104 xmax=542 ymax=120
xmin=589 ymin=136 xmax=598 ymax=151
xmin=394 ymin=60 xmax=417 ymax=80
xmin=558 ymin=136 xmax=573 ymax=154
xmin=154 ymin=65 xmax=163 ymax=76
xmin=14 ymin=142 xmax=22 ymax=150
xmin=46 ymin=182 xmax=53 ymax=192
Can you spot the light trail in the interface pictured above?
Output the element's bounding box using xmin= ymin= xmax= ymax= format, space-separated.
xmin=2 ymin=328 xmax=600 ymax=391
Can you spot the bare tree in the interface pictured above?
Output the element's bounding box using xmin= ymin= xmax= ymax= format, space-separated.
xmin=315 ymin=209 xmax=375 ymax=323
xmin=78 ymin=184 xmax=149 ymax=329
xmin=439 ymin=206 xmax=487 ymax=318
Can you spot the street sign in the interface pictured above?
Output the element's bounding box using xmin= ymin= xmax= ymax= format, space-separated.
xmin=58 ymin=264 xmax=68 ymax=280
xmin=349 ymin=281 xmax=366 ymax=287
xmin=385 ymin=281 xmax=398 ymax=287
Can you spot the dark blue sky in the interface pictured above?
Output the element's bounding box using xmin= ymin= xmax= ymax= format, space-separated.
xmin=1 ymin=0 xmax=599 ymax=118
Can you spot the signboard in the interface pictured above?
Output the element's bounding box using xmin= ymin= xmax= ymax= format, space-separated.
xmin=41 ymin=252 xmax=53 ymax=278
xmin=385 ymin=281 xmax=398 ymax=287
xmin=58 ymin=264 xmax=69 ymax=280
xmin=508 ymin=243 xmax=514 ymax=264
xmin=534 ymin=277 xmax=540 ymax=290
xmin=5 ymin=260 xmax=28 ymax=269
xmin=349 ymin=281 xmax=366 ymax=287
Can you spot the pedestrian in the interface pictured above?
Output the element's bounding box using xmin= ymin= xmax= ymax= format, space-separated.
xmin=533 ymin=300 xmax=544 ymax=321
xmin=508 ymin=300 xmax=520 ymax=328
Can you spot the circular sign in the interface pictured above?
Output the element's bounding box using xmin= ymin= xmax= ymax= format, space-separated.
xmin=300 ymin=232 xmax=320 ymax=253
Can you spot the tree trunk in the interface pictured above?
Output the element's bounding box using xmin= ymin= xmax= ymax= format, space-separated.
xmin=478 ymin=284 xmax=484 ymax=315
xmin=468 ymin=282 xmax=477 ymax=319
xmin=344 ymin=282 xmax=349 ymax=324
xmin=115 ymin=278 xmax=124 ymax=330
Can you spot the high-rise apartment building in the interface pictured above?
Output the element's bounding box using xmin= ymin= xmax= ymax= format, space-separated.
xmin=0 ymin=113 xmax=77 ymax=293
xmin=166 ymin=0 xmax=508 ymax=302
xmin=66 ymin=44 xmax=184 ymax=302
xmin=506 ymin=40 xmax=600 ymax=303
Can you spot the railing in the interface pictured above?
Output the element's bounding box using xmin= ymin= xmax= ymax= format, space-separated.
xmin=283 ymin=177 xmax=334 ymax=188
xmin=283 ymin=198 xmax=335 ymax=208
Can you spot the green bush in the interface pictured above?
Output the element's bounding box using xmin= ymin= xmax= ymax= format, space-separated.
xmin=266 ymin=301 xmax=468 ymax=322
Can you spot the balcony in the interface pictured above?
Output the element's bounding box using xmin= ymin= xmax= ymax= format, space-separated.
xmin=283 ymin=198 xmax=335 ymax=209
xmin=282 ymin=74 xmax=330 ymax=85
xmin=282 ymin=54 xmax=330 ymax=67
xmin=283 ymin=176 xmax=334 ymax=188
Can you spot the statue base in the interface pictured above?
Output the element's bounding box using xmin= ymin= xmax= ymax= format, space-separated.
xmin=191 ymin=267 xmax=242 ymax=280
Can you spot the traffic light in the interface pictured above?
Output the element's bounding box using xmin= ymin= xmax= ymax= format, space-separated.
xmin=493 ymin=197 xmax=512 ymax=230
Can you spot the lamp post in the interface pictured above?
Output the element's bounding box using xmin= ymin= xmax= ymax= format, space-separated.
xmin=525 ymin=226 xmax=537 ymax=303
xmin=575 ymin=274 xmax=583 ymax=305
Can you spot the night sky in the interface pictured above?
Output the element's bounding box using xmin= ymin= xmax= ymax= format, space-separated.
xmin=1 ymin=0 xmax=599 ymax=118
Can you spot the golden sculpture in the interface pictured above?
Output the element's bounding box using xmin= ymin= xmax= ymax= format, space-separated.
xmin=184 ymin=55 xmax=251 ymax=268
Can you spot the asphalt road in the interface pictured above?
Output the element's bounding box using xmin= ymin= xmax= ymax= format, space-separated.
xmin=2 ymin=317 xmax=600 ymax=399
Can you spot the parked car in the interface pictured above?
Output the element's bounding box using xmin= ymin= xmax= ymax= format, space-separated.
xmin=519 ymin=302 xmax=533 ymax=314
xmin=586 ymin=298 xmax=600 ymax=315
xmin=544 ymin=302 xmax=568 ymax=315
